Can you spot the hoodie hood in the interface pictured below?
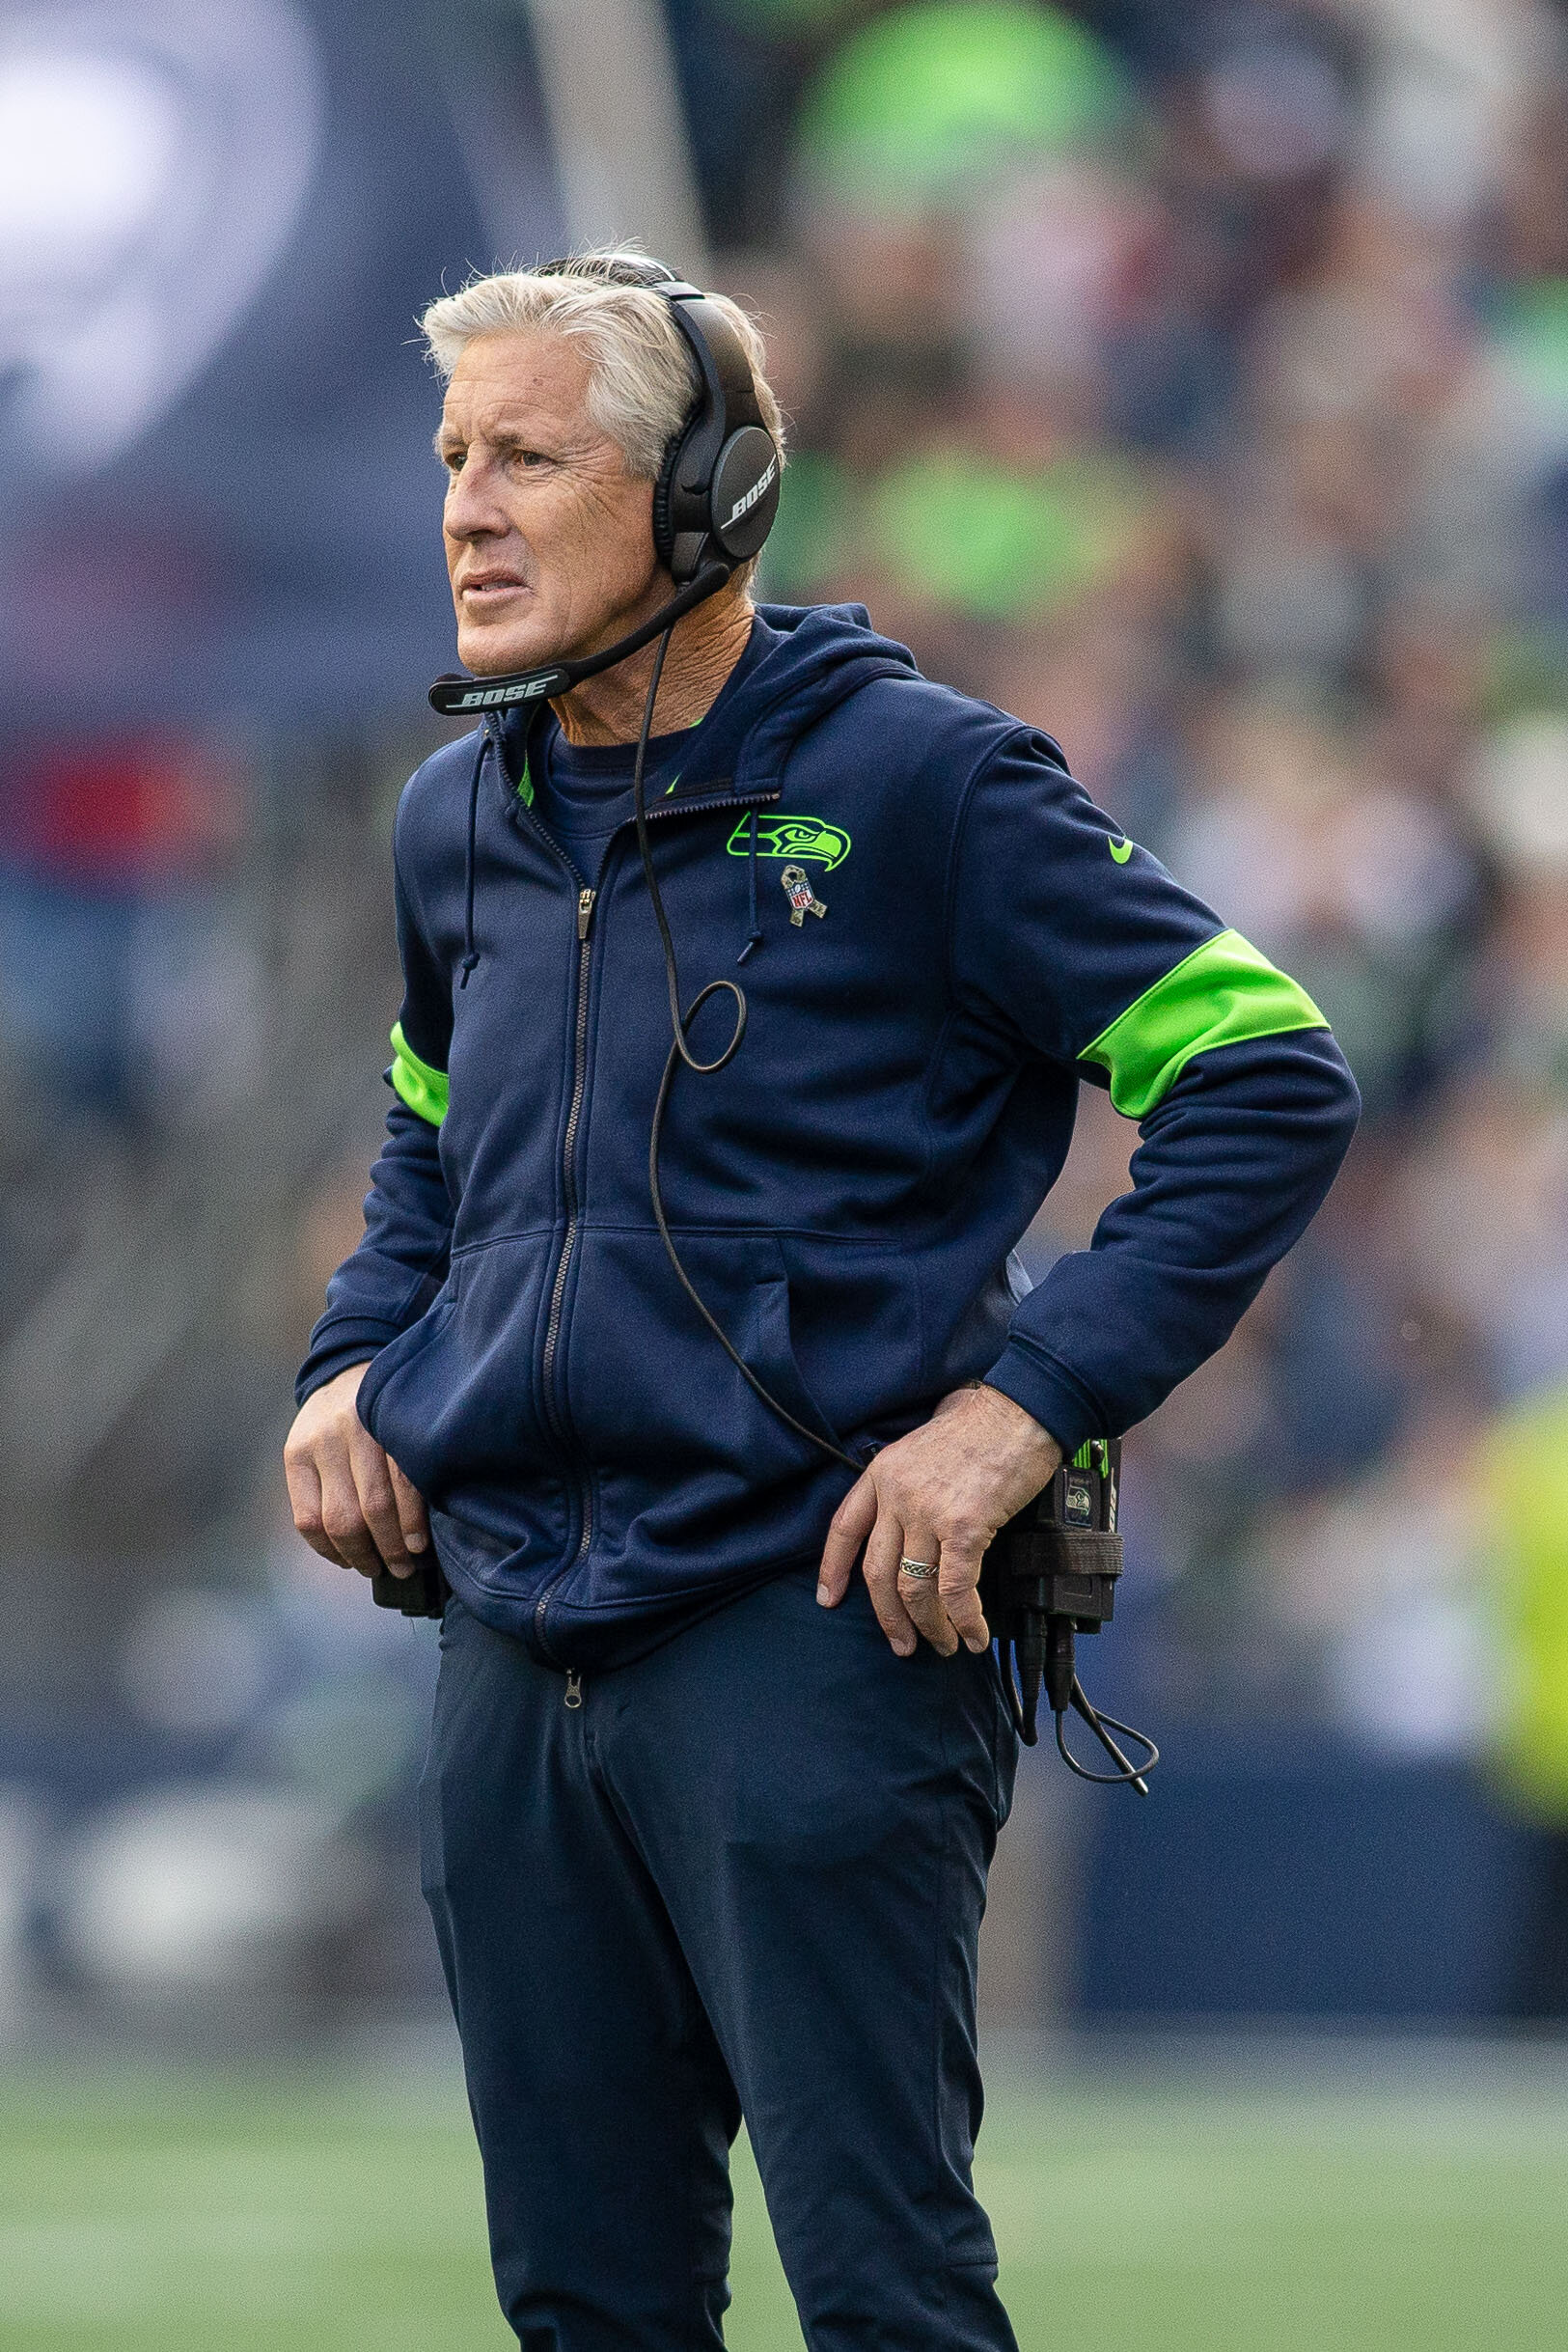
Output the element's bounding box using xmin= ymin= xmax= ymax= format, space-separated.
xmin=498 ymin=601 xmax=919 ymax=817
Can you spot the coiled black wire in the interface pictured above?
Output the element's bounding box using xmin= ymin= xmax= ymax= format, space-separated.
xmin=1054 ymin=1679 xmax=1158 ymax=1793
xmin=992 ymin=1633 xmax=1158 ymax=1791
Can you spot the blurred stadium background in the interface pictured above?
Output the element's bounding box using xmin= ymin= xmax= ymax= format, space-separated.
xmin=5 ymin=0 xmax=1568 ymax=2342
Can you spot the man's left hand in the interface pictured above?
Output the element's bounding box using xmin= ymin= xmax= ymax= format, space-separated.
xmin=816 ymin=1385 xmax=1062 ymax=1658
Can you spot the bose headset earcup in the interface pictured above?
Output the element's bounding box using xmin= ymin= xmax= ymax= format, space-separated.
xmin=651 ymin=439 xmax=682 ymax=575
xmin=708 ymin=427 xmax=780 ymax=561
xmin=651 ymin=345 xmax=713 ymax=584
xmin=653 ymin=286 xmax=781 ymax=584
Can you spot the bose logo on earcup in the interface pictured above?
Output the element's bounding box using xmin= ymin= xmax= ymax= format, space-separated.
xmin=725 ymin=454 xmax=778 ymax=531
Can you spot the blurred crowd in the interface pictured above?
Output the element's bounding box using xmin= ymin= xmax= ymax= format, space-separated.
xmin=681 ymin=0 xmax=1568 ymax=1807
xmin=7 ymin=0 xmax=1568 ymax=2014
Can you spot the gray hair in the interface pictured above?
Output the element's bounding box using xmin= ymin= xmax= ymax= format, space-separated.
xmin=419 ymin=249 xmax=785 ymax=484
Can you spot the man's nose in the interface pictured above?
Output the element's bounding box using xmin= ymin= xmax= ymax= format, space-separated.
xmin=444 ymin=455 xmax=508 ymax=540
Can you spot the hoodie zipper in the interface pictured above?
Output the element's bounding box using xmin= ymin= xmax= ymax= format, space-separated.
xmin=483 ymin=721 xmax=602 ymax=1661
xmin=539 ymin=883 xmax=595 ymax=1446
xmin=489 ymin=722 xmax=783 ymax=1662
xmin=531 ymin=878 xmax=598 ymax=1662
xmin=640 ymin=784 xmax=782 ymax=824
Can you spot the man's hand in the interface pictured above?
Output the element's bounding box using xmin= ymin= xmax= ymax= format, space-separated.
xmin=817 ymin=1385 xmax=1062 ymax=1658
xmin=283 ymin=1363 xmax=430 ymax=1580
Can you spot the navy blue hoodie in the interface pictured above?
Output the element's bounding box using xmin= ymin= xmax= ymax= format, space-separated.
xmin=299 ymin=604 xmax=1359 ymax=1668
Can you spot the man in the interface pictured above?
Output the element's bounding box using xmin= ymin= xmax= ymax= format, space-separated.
xmin=285 ymin=251 xmax=1359 ymax=2350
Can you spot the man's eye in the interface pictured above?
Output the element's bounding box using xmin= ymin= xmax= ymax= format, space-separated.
xmin=443 ymin=450 xmax=466 ymax=475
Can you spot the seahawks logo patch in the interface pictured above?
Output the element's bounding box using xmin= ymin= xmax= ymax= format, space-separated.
xmin=726 ymin=814 xmax=852 ymax=872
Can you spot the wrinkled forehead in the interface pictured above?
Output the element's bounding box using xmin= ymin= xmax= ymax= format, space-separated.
xmin=438 ymin=328 xmax=605 ymax=447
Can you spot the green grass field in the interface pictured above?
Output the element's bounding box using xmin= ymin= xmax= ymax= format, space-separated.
xmin=2 ymin=2041 xmax=1567 ymax=2349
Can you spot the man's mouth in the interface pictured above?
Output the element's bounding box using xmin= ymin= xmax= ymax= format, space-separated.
xmin=459 ymin=573 xmax=530 ymax=605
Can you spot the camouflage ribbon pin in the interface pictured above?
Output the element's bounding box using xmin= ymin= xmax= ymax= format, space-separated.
xmin=781 ymin=864 xmax=827 ymax=926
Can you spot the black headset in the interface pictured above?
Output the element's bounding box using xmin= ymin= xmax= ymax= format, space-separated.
xmin=427 ymin=256 xmax=782 ymax=717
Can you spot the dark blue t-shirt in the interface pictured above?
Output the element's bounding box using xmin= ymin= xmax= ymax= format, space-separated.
xmin=536 ymin=728 xmax=692 ymax=878
xmin=527 ymin=619 xmax=771 ymax=878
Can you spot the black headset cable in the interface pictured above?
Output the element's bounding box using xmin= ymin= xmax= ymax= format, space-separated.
xmin=1056 ymin=1679 xmax=1157 ymax=1793
xmin=630 ymin=626 xmax=863 ymax=1477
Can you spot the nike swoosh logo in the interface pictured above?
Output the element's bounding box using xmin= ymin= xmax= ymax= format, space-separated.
xmin=1108 ymin=834 xmax=1133 ymax=864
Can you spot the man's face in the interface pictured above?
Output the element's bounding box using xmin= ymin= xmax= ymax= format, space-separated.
xmin=437 ymin=330 xmax=664 ymax=676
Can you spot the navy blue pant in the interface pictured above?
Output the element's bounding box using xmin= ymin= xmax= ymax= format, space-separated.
xmin=420 ymin=1566 xmax=1021 ymax=2350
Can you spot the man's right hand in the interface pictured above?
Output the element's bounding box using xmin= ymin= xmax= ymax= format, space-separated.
xmin=283 ymin=1363 xmax=430 ymax=1579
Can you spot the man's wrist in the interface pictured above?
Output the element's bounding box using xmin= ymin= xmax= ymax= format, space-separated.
xmin=977 ymin=1342 xmax=1105 ymax=1464
xmin=295 ymin=1347 xmax=380 ymax=1410
xmin=973 ymin=1382 xmax=1063 ymax=1472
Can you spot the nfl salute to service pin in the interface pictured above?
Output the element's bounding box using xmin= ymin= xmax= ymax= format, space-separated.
xmin=781 ymin=864 xmax=828 ymax=926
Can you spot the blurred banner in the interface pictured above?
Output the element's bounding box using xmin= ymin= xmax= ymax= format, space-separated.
xmin=0 ymin=0 xmax=570 ymax=725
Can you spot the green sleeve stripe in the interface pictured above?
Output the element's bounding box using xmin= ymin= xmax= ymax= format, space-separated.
xmin=1079 ymin=929 xmax=1328 ymax=1118
xmin=389 ymin=1022 xmax=449 ymax=1127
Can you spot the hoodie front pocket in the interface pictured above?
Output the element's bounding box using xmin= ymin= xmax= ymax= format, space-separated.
xmin=564 ymin=1228 xmax=847 ymax=1567
xmin=567 ymin=1228 xmax=840 ymax=1471
xmin=359 ymin=1231 xmax=561 ymax=1502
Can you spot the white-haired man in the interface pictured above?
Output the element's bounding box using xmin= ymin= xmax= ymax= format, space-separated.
xmin=285 ymin=251 xmax=1359 ymax=2350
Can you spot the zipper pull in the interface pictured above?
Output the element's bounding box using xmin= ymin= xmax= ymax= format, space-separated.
xmin=564 ymin=1670 xmax=583 ymax=1709
xmin=577 ymin=888 xmax=596 ymax=941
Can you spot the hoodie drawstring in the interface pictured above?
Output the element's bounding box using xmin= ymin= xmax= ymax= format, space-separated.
xmin=737 ymin=809 xmax=762 ymax=966
xmin=459 ymin=738 xmax=483 ymax=987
